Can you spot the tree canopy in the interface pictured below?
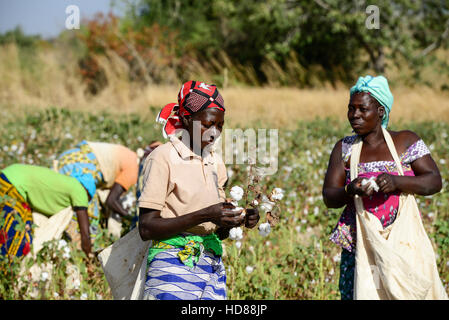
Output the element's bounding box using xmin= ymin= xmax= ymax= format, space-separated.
xmin=120 ymin=0 xmax=448 ymax=86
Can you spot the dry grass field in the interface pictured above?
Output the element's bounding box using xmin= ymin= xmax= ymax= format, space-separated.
xmin=1 ymin=43 xmax=449 ymax=128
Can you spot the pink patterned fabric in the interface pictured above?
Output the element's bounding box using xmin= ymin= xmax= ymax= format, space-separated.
xmin=329 ymin=137 xmax=430 ymax=252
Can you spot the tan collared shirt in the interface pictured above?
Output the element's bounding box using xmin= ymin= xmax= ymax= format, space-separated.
xmin=137 ymin=136 xmax=227 ymax=235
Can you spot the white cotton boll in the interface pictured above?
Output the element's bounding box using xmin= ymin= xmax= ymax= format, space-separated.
xmin=40 ymin=272 xmax=49 ymax=282
xmin=271 ymin=187 xmax=284 ymax=201
xmin=245 ymin=266 xmax=254 ymax=274
xmin=229 ymin=227 xmax=243 ymax=241
xmin=80 ymin=293 xmax=88 ymax=300
xmin=53 ymin=292 xmax=59 ymax=298
xmin=63 ymin=246 xmax=71 ymax=258
xmin=258 ymin=222 xmax=271 ymax=237
xmin=251 ymin=199 xmax=259 ymax=206
xmin=136 ymin=148 xmax=144 ymax=159
xmin=227 ymin=168 xmax=234 ymax=179
xmin=73 ymin=279 xmax=81 ymax=290
xmin=260 ymin=200 xmax=275 ymax=212
xmin=361 ymin=177 xmax=379 ymax=192
xmin=17 ymin=143 xmax=24 ymax=155
xmin=121 ymin=193 xmax=136 ymax=210
xmin=235 ymin=241 xmax=242 ymax=249
xmin=369 ymin=178 xmax=379 ymax=192
xmin=288 ymin=191 xmax=297 ymax=198
xmin=230 ymin=186 xmax=244 ymax=201
xmin=58 ymin=239 xmax=68 ymax=250
xmin=30 ymin=129 xmax=37 ymax=140
xmin=333 ymin=253 xmax=341 ymax=263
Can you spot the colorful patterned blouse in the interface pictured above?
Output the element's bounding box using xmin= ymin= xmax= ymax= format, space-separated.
xmin=329 ymin=135 xmax=431 ymax=252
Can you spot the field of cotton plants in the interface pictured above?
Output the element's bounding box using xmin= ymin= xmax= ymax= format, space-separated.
xmin=1 ymin=106 xmax=449 ymax=300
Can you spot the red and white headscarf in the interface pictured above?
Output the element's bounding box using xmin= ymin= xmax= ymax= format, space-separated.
xmin=156 ymin=81 xmax=225 ymax=138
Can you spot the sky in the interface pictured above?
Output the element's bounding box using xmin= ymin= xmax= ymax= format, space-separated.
xmin=0 ymin=0 xmax=126 ymax=39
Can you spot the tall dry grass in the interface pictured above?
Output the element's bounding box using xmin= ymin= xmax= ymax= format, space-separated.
xmin=1 ymin=43 xmax=449 ymax=129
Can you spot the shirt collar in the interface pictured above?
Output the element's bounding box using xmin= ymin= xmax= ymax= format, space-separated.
xmin=169 ymin=136 xmax=215 ymax=165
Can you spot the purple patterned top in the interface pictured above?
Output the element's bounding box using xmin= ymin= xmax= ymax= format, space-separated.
xmin=329 ymin=136 xmax=431 ymax=252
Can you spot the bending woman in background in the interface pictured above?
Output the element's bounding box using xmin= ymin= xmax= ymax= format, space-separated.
xmin=55 ymin=140 xmax=139 ymax=242
xmin=322 ymin=75 xmax=442 ymax=300
xmin=0 ymin=164 xmax=92 ymax=260
xmin=138 ymin=81 xmax=260 ymax=300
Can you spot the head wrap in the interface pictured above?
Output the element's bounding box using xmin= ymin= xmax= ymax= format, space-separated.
xmin=350 ymin=75 xmax=394 ymax=128
xmin=156 ymin=81 xmax=225 ymax=138
xmin=68 ymin=166 xmax=96 ymax=199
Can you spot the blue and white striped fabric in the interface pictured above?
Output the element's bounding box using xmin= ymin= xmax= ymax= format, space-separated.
xmin=143 ymin=248 xmax=227 ymax=300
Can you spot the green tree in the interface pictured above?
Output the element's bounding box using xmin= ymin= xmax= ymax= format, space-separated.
xmin=118 ymin=0 xmax=449 ymax=86
xmin=0 ymin=26 xmax=41 ymax=47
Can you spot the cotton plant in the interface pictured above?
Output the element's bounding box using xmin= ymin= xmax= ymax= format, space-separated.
xmin=226 ymin=162 xmax=285 ymax=240
xmin=228 ymin=186 xmax=245 ymax=242
xmin=58 ymin=239 xmax=71 ymax=259
xmin=258 ymin=186 xmax=285 ymax=236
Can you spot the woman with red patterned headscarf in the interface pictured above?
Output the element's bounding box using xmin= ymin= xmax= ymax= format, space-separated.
xmin=137 ymin=81 xmax=260 ymax=300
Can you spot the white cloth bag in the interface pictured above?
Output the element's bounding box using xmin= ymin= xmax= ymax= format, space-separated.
xmin=352 ymin=128 xmax=448 ymax=300
xmin=18 ymin=207 xmax=75 ymax=298
xmin=98 ymin=228 xmax=151 ymax=300
xmin=32 ymin=207 xmax=74 ymax=255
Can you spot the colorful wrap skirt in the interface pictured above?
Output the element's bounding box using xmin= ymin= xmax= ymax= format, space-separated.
xmin=143 ymin=234 xmax=227 ymax=300
xmin=57 ymin=141 xmax=104 ymax=240
xmin=0 ymin=173 xmax=33 ymax=258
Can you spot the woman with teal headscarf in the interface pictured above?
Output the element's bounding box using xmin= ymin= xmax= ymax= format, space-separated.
xmin=322 ymin=75 xmax=443 ymax=299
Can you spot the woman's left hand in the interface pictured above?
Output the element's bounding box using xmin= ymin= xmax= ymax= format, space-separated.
xmin=376 ymin=173 xmax=398 ymax=193
xmin=244 ymin=207 xmax=260 ymax=229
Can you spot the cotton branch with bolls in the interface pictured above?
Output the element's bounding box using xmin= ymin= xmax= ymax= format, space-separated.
xmin=226 ymin=161 xmax=285 ymax=241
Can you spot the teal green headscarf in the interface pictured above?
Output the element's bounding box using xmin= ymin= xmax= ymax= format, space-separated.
xmin=350 ymin=75 xmax=394 ymax=128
